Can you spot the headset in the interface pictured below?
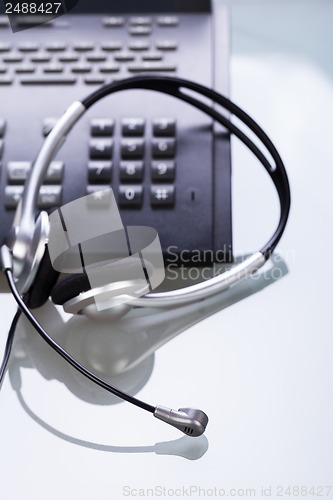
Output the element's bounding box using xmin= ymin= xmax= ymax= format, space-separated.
xmin=0 ymin=75 xmax=291 ymax=437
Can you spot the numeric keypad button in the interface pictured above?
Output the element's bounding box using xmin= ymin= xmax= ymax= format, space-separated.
xmin=86 ymin=186 xmax=114 ymax=206
xmin=119 ymin=186 xmax=143 ymax=207
xmin=151 ymin=186 xmax=175 ymax=206
xmin=89 ymin=139 xmax=113 ymax=159
xmin=151 ymin=161 xmax=175 ymax=182
xmin=153 ymin=118 xmax=176 ymax=137
xmin=88 ymin=161 xmax=112 ymax=183
xmin=121 ymin=139 xmax=144 ymax=159
xmin=91 ymin=119 xmax=114 ymax=137
xmin=122 ymin=118 xmax=145 ymax=137
xmin=152 ymin=138 xmax=176 ymax=158
xmin=120 ymin=161 xmax=144 ymax=182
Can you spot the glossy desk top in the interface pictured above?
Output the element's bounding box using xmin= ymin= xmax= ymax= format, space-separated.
xmin=1 ymin=1 xmax=332 ymax=499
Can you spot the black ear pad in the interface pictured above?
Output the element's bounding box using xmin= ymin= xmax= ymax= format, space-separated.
xmin=50 ymin=256 xmax=154 ymax=307
xmin=51 ymin=273 xmax=91 ymax=306
xmin=25 ymin=247 xmax=60 ymax=309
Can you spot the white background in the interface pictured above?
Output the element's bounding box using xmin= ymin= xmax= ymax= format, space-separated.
xmin=0 ymin=1 xmax=332 ymax=499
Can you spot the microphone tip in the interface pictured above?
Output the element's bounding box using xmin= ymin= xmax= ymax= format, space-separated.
xmin=179 ymin=407 xmax=209 ymax=436
xmin=154 ymin=405 xmax=209 ymax=437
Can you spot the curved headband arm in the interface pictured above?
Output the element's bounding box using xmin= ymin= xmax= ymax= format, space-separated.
xmin=10 ymin=75 xmax=290 ymax=305
xmin=82 ymin=75 xmax=291 ymax=259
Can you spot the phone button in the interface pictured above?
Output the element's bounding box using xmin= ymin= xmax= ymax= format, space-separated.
xmin=120 ymin=161 xmax=144 ymax=182
xmin=88 ymin=161 xmax=112 ymax=183
xmin=91 ymin=119 xmax=114 ymax=137
xmin=153 ymin=118 xmax=176 ymax=137
xmin=119 ymin=186 xmax=143 ymax=207
xmin=38 ymin=186 xmax=62 ymax=209
xmin=89 ymin=139 xmax=113 ymax=159
xmin=151 ymin=161 xmax=175 ymax=182
xmin=7 ymin=161 xmax=31 ymax=183
xmin=122 ymin=118 xmax=145 ymax=137
xmin=152 ymin=138 xmax=176 ymax=158
xmin=121 ymin=139 xmax=144 ymax=159
xmin=151 ymin=186 xmax=175 ymax=207
xmin=4 ymin=186 xmax=24 ymax=209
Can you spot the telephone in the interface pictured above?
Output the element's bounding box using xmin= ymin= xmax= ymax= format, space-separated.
xmin=0 ymin=0 xmax=232 ymax=265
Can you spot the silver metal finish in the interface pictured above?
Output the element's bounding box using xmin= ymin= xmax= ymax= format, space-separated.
xmin=154 ymin=406 xmax=209 ymax=437
xmin=68 ymin=252 xmax=266 ymax=317
xmin=63 ymin=279 xmax=149 ymax=316
xmin=133 ymin=252 xmax=266 ymax=309
xmin=8 ymin=101 xmax=86 ymax=279
xmin=15 ymin=211 xmax=50 ymax=294
xmin=0 ymin=244 xmax=13 ymax=272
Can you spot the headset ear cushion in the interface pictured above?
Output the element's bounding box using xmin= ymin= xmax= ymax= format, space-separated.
xmin=25 ymin=247 xmax=60 ymax=309
xmin=51 ymin=273 xmax=91 ymax=306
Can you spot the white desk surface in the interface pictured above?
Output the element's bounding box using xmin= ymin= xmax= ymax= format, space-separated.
xmin=1 ymin=1 xmax=332 ymax=499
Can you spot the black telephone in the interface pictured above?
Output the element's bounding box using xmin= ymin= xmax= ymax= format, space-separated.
xmin=0 ymin=0 xmax=232 ymax=265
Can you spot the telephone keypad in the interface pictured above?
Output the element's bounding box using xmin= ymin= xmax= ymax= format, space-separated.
xmin=2 ymin=116 xmax=177 ymax=211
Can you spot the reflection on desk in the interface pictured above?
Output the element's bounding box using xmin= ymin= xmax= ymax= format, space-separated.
xmin=7 ymin=254 xmax=288 ymax=458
